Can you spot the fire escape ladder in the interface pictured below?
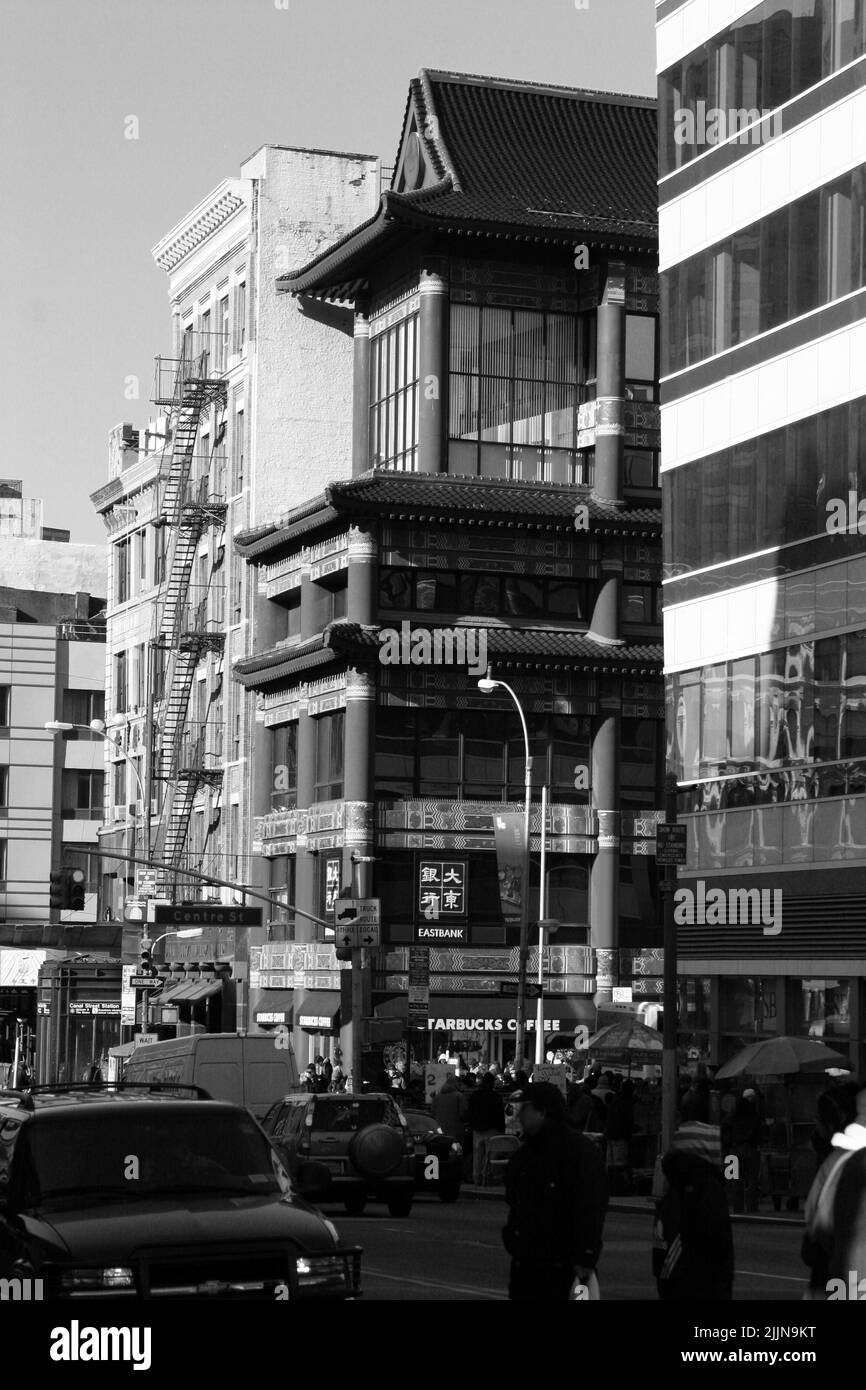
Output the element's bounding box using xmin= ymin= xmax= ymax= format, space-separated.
xmin=149 ymin=343 xmax=227 ymax=884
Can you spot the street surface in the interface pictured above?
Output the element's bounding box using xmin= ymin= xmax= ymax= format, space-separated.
xmin=329 ymin=1196 xmax=806 ymax=1302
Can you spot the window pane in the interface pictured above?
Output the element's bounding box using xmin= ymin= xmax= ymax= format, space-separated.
xmin=702 ymin=664 xmax=728 ymax=767
xmin=502 ymin=577 xmax=543 ymax=617
xmin=547 ymin=580 xmax=585 ymax=620
xmin=546 ymin=314 xmax=576 ymax=383
xmin=418 ymin=711 xmax=459 ymax=794
xmin=450 ymin=303 xmax=480 ymax=375
xmin=459 ymin=573 xmax=501 ymax=616
xmin=731 ymin=657 xmax=756 ymax=764
xmin=480 ymin=308 xmax=511 ymax=378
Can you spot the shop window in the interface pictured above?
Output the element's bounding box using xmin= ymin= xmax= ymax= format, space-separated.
xmin=794 ymin=977 xmax=851 ymax=1039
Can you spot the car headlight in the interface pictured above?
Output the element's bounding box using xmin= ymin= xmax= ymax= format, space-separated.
xmin=60 ymin=1266 xmax=135 ymax=1291
xmin=450 ymin=1142 xmax=463 ymax=1156
xmin=295 ymin=1254 xmax=349 ymax=1292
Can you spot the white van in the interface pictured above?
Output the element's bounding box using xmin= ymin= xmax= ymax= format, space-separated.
xmin=122 ymin=1033 xmax=298 ymax=1118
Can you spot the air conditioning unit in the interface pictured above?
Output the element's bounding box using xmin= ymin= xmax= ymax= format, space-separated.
xmin=113 ymin=805 xmax=127 ymax=822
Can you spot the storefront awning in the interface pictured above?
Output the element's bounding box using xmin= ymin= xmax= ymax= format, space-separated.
xmin=181 ymin=979 xmax=223 ymax=1005
xmin=155 ymin=981 xmax=187 ymax=1005
xmin=253 ymin=991 xmax=294 ymax=1028
xmin=296 ymin=992 xmax=340 ymax=1033
xmin=376 ymin=993 xmax=596 ymax=1033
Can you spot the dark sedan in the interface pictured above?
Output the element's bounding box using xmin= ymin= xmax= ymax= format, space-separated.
xmin=402 ymin=1108 xmax=463 ymax=1202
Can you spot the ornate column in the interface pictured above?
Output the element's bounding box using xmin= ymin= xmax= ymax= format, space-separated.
xmin=418 ymin=266 xmax=448 ymax=474
xmin=299 ymin=561 xmax=318 ymax=638
xmin=341 ymin=667 xmax=375 ymax=1081
xmin=590 ymin=545 xmax=623 ymax=644
xmin=343 ymin=668 xmax=376 ymax=894
xmin=590 ymin=684 xmax=621 ymax=1007
xmin=352 ymin=298 xmax=371 ymax=477
xmin=594 ymin=263 xmax=626 ymax=503
xmin=347 ymin=523 xmax=377 ymax=626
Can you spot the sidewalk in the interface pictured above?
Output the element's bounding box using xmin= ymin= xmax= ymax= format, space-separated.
xmin=460 ymin=1183 xmax=804 ymax=1225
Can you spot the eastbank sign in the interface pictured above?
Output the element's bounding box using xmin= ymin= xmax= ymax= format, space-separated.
xmin=427 ymin=1017 xmax=563 ymax=1032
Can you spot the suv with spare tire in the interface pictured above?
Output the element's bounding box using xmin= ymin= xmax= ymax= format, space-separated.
xmin=261 ymin=1092 xmax=415 ymax=1217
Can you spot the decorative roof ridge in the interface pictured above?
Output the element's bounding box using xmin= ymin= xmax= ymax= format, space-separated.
xmin=417 ymin=68 xmax=463 ymax=194
xmin=421 ymin=68 xmax=657 ymax=109
xmin=152 ymin=178 xmax=248 ymax=273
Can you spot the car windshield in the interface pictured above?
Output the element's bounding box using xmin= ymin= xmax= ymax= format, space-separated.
xmin=404 ymin=1111 xmax=440 ymax=1135
xmin=312 ymin=1097 xmax=401 ymax=1132
xmin=21 ymin=1111 xmax=284 ymax=1204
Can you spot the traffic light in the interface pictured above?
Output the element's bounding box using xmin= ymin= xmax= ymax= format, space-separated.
xmin=140 ymin=937 xmax=154 ymax=975
xmin=334 ymin=946 xmax=353 ymax=962
xmin=49 ymin=870 xmax=66 ymax=911
xmin=67 ymin=868 xmax=86 ymax=912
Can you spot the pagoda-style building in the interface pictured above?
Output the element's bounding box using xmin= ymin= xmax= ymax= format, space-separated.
xmin=234 ymin=70 xmax=664 ymax=1071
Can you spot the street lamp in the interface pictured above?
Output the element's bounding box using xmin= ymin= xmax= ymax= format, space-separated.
xmin=477 ymin=666 xmax=532 ymax=1070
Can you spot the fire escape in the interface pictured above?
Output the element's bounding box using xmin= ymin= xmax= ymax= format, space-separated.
xmin=150 ymin=337 xmax=228 ymax=893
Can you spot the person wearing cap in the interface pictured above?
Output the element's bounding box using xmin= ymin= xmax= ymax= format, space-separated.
xmin=653 ymin=1124 xmax=734 ymax=1301
xmin=502 ymin=1082 xmax=608 ymax=1301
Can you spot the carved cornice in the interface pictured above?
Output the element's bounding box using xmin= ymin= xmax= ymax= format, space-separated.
xmin=152 ymin=181 xmax=247 ymax=273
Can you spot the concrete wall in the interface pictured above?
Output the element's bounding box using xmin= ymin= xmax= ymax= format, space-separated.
xmin=243 ymin=145 xmax=380 ymax=527
xmin=0 ymin=539 xmax=106 ymax=602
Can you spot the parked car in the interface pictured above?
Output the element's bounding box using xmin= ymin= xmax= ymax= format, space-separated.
xmin=261 ymin=1091 xmax=415 ymax=1217
xmin=0 ymin=1084 xmax=361 ymax=1300
xmin=401 ymin=1108 xmax=462 ymax=1202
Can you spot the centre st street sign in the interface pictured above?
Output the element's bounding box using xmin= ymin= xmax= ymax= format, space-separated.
xmin=153 ymin=905 xmax=263 ymax=928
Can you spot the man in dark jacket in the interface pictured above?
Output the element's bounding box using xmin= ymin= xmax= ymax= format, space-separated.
xmin=468 ymin=1071 xmax=505 ymax=1185
xmin=503 ymin=1082 xmax=608 ymax=1301
xmin=654 ymin=1129 xmax=734 ymax=1301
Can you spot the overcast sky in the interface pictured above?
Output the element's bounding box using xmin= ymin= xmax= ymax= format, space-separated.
xmin=1 ymin=0 xmax=656 ymax=544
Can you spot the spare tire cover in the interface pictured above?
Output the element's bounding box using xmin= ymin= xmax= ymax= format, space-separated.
xmin=348 ymin=1123 xmax=404 ymax=1178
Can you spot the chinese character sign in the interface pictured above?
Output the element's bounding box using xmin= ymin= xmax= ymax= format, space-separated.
xmin=324 ymin=857 xmax=341 ymax=915
xmin=417 ymin=861 xmax=466 ymax=919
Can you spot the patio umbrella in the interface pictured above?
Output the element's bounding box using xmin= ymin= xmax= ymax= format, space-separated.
xmin=585 ymin=1018 xmax=663 ymax=1071
xmin=714 ymin=1036 xmax=848 ymax=1079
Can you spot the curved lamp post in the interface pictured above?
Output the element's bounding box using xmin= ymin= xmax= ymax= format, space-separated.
xmin=477 ymin=667 xmax=532 ymax=1070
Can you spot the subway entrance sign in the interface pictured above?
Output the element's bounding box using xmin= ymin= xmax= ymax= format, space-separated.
xmin=153 ymin=904 xmax=263 ymax=928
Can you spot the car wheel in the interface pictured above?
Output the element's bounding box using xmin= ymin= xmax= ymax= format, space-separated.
xmin=343 ymin=1195 xmax=367 ymax=1215
xmin=438 ymin=1182 xmax=461 ymax=1204
xmin=348 ymin=1123 xmax=404 ymax=1179
xmin=386 ymin=1196 xmax=413 ymax=1218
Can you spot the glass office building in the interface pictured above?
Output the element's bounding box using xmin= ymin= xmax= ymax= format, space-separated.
xmin=656 ymin=0 xmax=866 ymax=1077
